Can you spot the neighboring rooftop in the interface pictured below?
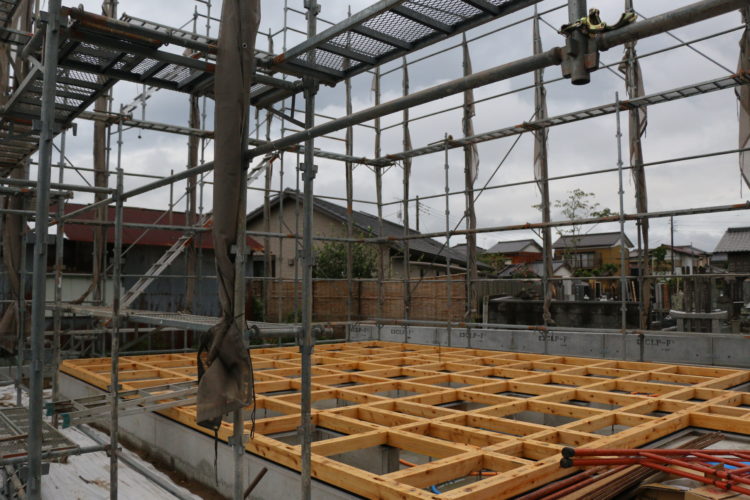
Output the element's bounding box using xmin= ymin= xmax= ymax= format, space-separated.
xmin=714 ymin=227 xmax=750 ymax=253
xmin=248 ymin=189 xmax=482 ymax=267
xmin=553 ymin=232 xmax=634 ymax=249
xmin=486 ymin=239 xmax=542 ymax=254
xmin=450 ymin=243 xmax=485 ymax=259
xmin=60 ymin=202 xmax=263 ymax=251
xmin=665 ymin=244 xmax=710 ymax=256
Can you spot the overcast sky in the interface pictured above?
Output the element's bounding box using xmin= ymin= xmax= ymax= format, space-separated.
xmin=47 ymin=0 xmax=749 ymax=253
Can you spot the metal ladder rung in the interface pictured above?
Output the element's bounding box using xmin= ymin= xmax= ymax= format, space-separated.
xmin=48 ymin=381 xmax=197 ymax=427
xmin=120 ymin=216 xmax=211 ymax=308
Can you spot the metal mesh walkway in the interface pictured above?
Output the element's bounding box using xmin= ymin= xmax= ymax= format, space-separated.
xmin=0 ymin=407 xmax=76 ymax=461
xmin=60 ymin=304 xmax=305 ymax=336
xmin=0 ymin=1 xmax=536 ymax=169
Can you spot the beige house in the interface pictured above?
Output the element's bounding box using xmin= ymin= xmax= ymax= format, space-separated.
xmin=246 ymin=189 xmax=479 ymax=280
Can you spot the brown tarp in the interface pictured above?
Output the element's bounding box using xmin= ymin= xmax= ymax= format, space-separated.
xmin=532 ymin=15 xmax=548 ymax=192
xmin=620 ymin=39 xmax=650 ymax=328
xmin=196 ymin=0 xmax=260 ymax=429
xmin=739 ymin=8 xmax=750 ymax=188
xmin=462 ymin=34 xmax=479 ymax=322
xmin=0 ymin=170 xmax=24 ymax=349
xmin=185 ymin=94 xmax=200 ymax=312
xmin=0 ymin=1 xmax=33 ymax=349
xmin=462 ymin=34 xmax=479 ymax=184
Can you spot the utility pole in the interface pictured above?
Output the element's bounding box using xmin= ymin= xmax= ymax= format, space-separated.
xmin=415 ymin=196 xmax=420 ymax=232
xmin=670 ymin=216 xmax=675 ymax=275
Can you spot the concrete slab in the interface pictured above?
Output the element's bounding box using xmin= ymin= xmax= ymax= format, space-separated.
xmin=58 ymin=373 xmax=358 ymax=500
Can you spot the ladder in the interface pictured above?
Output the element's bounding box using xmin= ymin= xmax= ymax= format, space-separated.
xmin=119 ymin=154 xmax=275 ymax=310
xmin=46 ymin=381 xmax=197 ymax=428
xmin=120 ymin=212 xmax=213 ymax=309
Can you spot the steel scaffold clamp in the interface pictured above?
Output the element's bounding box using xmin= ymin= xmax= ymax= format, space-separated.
xmin=559 ymin=8 xmax=637 ymax=85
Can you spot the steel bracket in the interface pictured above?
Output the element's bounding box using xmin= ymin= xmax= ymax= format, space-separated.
xmin=300 ymin=162 xmax=318 ymax=181
xmin=560 ymin=35 xmax=599 ymax=85
xmin=228 ymin=433 xmax=247 ymax=448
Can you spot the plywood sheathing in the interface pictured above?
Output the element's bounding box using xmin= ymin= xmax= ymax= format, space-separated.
xmin=60 ymin=342 xmax=750 ymax=500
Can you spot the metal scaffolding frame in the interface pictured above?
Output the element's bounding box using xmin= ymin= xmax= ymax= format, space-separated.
xmin=0 ymin=0 xmax=749 ymax=499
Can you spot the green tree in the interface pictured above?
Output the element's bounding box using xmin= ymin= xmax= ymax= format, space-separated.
xmin=313 ymin=241 xmax=377 ymax=279
xmin=535 ymin=189 xmax=615 ymax=270
xmin=478 ymin=252 xmax=508 ymax=272
xmin=651 ymin=246 xmax=667 ymax=272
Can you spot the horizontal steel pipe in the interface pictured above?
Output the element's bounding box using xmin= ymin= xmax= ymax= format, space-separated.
xmin=362 ymin=201 xmax=750 ymax=243
xmin=0 ymin=444 xmax=108 ymax=466
xmin=366 ymin=317 xmax=734 ymax=336
xmin=251 ymin=47 xmax=563 ymax=157
xmin=250 ymin=0 xmax=743 ymax=159
xmin=597 ymin=0 xmax=747 ymax=50
xmin=0 ymin=176 xmax=113 ymax=194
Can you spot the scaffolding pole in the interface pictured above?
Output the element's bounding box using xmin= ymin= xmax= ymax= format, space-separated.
xmin=109 ymin=118 xmax=124 ymax=500
xmin=51 ymin=130 xmax=66 ymax=416
xmin=616 ymin=93 xmax=628 ymax=330
xmin=401 ymin=57 xmax=412 ymax=334
xmin=444 ymin=138 xmax=452 ymax=347
xmin=374 ymin=66 xmax=385 ymax=341
xmin=300 ymin=2 xmax=319 ymax=498
xmin=345 ymin=6 xmax=354 ymax=333
xmin=27 ymin=0 xmax=61 ymax=496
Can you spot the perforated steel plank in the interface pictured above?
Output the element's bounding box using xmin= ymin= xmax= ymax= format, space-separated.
xmin=0 ymin=407 xmax=76 ymax=460
xmin=267 ymin=0 xmax=541 ymax=84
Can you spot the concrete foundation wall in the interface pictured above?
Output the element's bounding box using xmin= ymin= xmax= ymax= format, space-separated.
xmin=349 ymin=325 xmax=750 ymax=369
xmin=58 ymin=373 xmax=357 ymax=500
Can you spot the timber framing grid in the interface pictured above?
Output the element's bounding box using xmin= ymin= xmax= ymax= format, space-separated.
xmin=60 ymin=341 xmax=750 ymax=499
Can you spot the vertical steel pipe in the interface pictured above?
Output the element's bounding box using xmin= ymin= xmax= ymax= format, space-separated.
xmin=27 ymin=0 xmax=61 ymax=496
xmin=566 ymin=0 xmax=589 ymax=84
xmin=374 ymin=66 xmax=384 ymax=341
xmin=615 ymin=93 xmax=627 ymax=331
xmin=109 ymin=119 xmax=124 ymax=500
xmin=300 ymin=2 xmax=319 ymax=498
xmin=51 ymin=130 xmax=66 ymax=417
xmin=444 ymin=137 xmax=452 ymax=347
xmin=401 ymin=56 xmax=412 ymax=337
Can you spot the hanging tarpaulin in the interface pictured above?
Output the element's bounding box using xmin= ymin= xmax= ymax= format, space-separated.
xmin=532 ymin=13 xmax=548 ymax=194
xmin=197 ymin=0 xmax=260 ymax=430
xmin=739 ymin=8 xmax=750 ymax=188
xmin=619 ymin=44 xmax=648 ymax=207
xmin=462 ymin=34 xmax=479 ymax=184
xmin=0 ymin=172 xmax=23 ymax=350
xmin=619 ymin=25 xmax=651 ymax=329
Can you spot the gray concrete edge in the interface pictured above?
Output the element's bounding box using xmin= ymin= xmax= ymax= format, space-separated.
xmin=58 ymin=372 xmax=359 ymax=500
xmin=349 ymin=325 xmax=750 ymax=368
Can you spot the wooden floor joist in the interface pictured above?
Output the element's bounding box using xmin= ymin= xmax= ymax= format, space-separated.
xmin=60 ymin=341 xmax=750 ymax=499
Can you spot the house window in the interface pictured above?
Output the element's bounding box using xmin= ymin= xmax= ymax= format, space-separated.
xmin=568 ymin=252 xmax=595 ymax=269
